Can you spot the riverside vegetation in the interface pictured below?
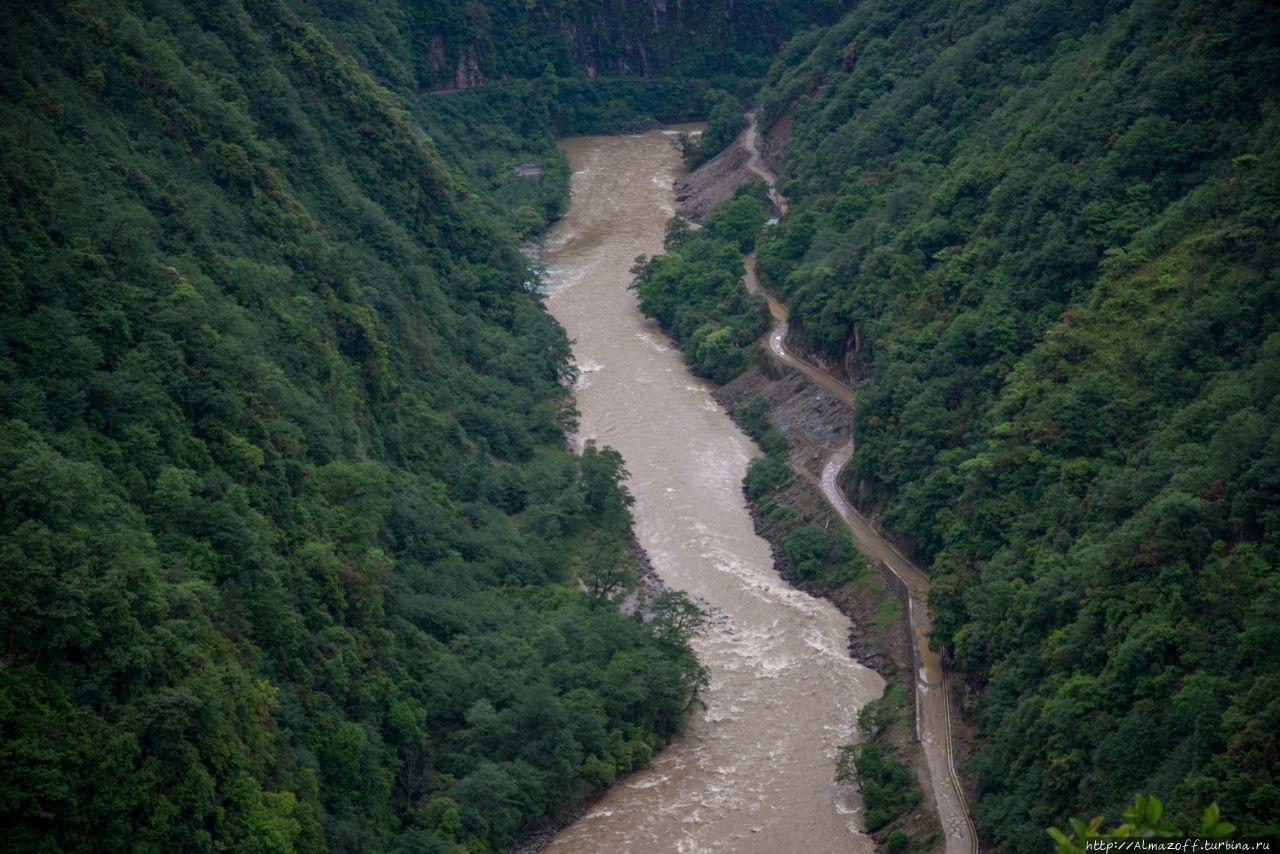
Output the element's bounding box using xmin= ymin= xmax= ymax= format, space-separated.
xmin=3 ymin=0 xmax=1278 ymax=851
xmin=0 ymin=0 xmax=854 ymax=851
xmin=641 ymin=163 xmax=933 ymax=848
xmin=633 ymin=0 xmax=1279 ymax=849
xmin=753 ymin=0 xmax=1280 ymax=848
xmin=1 ymin=4 xmax=705 ymax=853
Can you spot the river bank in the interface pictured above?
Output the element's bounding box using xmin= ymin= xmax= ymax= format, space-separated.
xmin=713 ymin=362 xmax=944 ymax=851
xmin=674 ymin=111 xmax=788 ymax=222
xmin=539 ymin=126 xmax=884 ymax=854
xmin=713 ymin=365 xmax=910 ymax=678
xmin=672 ymin=113 xmax=977 ymax=852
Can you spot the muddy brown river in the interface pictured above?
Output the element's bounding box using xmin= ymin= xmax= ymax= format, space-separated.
xmin=538 ymin=129 xmax=884 ymax=852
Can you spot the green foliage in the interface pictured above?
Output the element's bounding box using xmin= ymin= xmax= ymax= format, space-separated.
xmin=699 ymin=92 xmax=748 ymax=161
xmin=12 ymin=0 xmax=1276 ymax=848
xmin=732 ymin=396 xmax=865 ymax=590
xmin=578 ymin=440 xmax=635 ymax=529
xmin=416 ymin=81 xmax=570 ymax=238
xmin=1048 ymin=795 xmax=1236 ymax=853
xmin=783 ymin=524 xmax=860 ymax=586
xmin=841 ymin=743 xmax=922 ymax=832
xmin=744 ymin=453 xmax=791 ymax=501
xmin=646 ymin=591 xmax=708 ymax=650
xmin=705 ymin=184 xmax=771 ymax=253
xmin=856 ymin=682 xmax=908 ymax=739
xmin=737 ymin=395 xmax=788 ymax=455
xmin=577 ymin=537 xmax=635 ymax=602
xmin=549 ymin=76 xmax=708 ymax=135
xmin=0 ymin=2 xmax=710 ymax=850
xmin=836 ymin=683 xmax=921 ymax=832
xmin=679 ymin=90 xmax=748 ymax=167
xmin=630 ymin=189 xmax=770 ymax=383
xmin=759 ymin=0 xmax=1280 ymax=845
xmin=403 ymin=0 xmax=856 ymax=88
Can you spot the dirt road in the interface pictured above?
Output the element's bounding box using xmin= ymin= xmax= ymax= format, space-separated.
xmin=737 ymin=109 xmax=978 ymax=854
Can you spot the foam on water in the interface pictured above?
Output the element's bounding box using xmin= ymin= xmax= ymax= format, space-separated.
xmin=541 ymin=127 xmax=883 ymax=854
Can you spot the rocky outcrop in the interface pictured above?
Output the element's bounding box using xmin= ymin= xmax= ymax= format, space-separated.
xmin=673 ymin=142 xmax=753 ymax=223
xmin=425 ymin=35 xmax=483 ymax=91
xmin=760 ymin=114 xmax=789 ymax=176
xmin=674 ymin=113 xmax=791 ymax=223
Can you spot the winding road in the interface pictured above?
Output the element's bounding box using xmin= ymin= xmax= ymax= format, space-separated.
xmin=739 ymin=117 xmax=979 ymax=854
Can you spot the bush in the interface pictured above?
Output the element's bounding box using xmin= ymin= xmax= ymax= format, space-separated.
xmin=744 ymin=454 xmax=790 ymax=500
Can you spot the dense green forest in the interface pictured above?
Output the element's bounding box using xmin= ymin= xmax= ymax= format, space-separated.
xmin=6 ymin=0 xmax=1278 ymax=848
xmin=0 ymin=0 xmax=743 ymax=849
xmin=630 ymin=185 xmax=771 ymax=383
xmin=744 ymin=0 xmax=1280 ymax=847
xmin=837 ymin=683 xmax=922 ymax=839
xmin=362 ymin=0 xmax=855 ymax=88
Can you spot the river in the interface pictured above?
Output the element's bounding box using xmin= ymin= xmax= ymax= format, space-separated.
xmin=538 ymin=129 xmax=884 ymax=852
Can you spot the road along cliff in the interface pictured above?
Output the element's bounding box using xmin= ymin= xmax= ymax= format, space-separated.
xmin=539 ymin=126 xmax=886 ymax=854
xmin=687 ymin=113 xmax=979 ymax=854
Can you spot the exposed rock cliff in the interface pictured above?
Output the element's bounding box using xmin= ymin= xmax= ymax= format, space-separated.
xmin=675 ymin=117 xmax=790 ymax=222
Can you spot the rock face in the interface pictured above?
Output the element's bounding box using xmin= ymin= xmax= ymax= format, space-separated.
xmin=715 ymin=365 xmax=851 ymax=480
xmin=426 ymin=36 xmax=484 ymax=91
xmin=673 ymin=142 xmax=753 ymax=223
xmin=514 ymin=161 xmax=544 ymax=179
xmin=674 ymin=117 xmax=791 ymax=223
xmin=760 ymin=115 xmax=788 ymax=175
xmin=453 ymin=45 xmax=483 ymax=89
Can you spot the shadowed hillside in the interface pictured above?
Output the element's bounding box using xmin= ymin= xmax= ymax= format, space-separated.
xmin=749 ymin=0 xmax=1280 ymax=847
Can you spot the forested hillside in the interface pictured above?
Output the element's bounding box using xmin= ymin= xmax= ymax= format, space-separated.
xmin=0 ymin=1 xmax=712 ymax=850
xmin=7 ymin=0 xmax=1278 ymax=848
xmin=368 ymin=0 xmax=854 ymax=88
xmin=751 ymin=0 xmax=1280 ymax=846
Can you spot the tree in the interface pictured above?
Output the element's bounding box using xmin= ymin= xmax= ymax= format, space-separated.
xmin=1048 ymin=796 xmax=1235 ymax=854
xmin=579 ymin=440 xmax=634 ymax=530
xmin=646 ymin=591 xmax=706 ymax=647
xmin=579 ymin=537 xmax=635 ymax=601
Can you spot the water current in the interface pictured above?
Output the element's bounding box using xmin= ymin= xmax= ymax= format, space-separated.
xmin=538 ymin=129 xmax=884 ymax=852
